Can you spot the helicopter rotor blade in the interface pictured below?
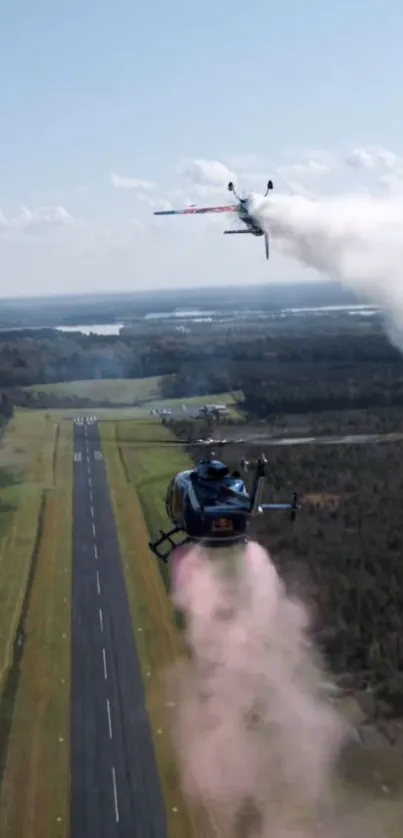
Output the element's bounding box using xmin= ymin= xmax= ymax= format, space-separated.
xmin=105 ymin=432 xmax=403 ymax=449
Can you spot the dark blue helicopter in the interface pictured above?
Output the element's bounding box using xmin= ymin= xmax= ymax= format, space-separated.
xmin=148 ymin=452 xmax=300 ymax=563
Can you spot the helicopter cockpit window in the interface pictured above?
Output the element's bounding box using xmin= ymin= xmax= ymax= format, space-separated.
xmin=207 ymin=465 xmax=229 ymax=480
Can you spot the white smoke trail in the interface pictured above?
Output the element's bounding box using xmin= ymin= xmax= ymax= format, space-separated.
xmin=164 ymin=541 xmax=363 ymax=837
xmin=250 ymin=191 xmax=403 ymax=345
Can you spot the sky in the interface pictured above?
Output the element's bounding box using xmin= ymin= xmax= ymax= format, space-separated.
xmin=1 ymin=0 xmax=403 ymax=297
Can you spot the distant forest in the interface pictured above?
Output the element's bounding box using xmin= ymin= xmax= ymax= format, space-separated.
xmin=0 ymin=280 xmax=365 ymax=328
xmin=1 ymin=319 xmax=403 ymax=421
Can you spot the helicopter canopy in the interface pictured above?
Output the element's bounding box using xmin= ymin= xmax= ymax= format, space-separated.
xmin=195 ymin=459 xmax=230 ymax=481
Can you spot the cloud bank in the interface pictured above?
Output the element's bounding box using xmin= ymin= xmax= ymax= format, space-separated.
xmin=3 ymin=143 xmax=403 ymax=296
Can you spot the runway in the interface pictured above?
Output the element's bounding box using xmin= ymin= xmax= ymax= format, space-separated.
xmin=70 ymin=418 xmax=168 ymax=837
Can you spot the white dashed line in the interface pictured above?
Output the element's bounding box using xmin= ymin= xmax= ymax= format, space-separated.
xmin=88 ymin=476 xmax=92 ymax=488
xmin=90 ymin=505 xmax=94 ymax=518
xmin=96 ymin=570 xmax=101 ymax=595
xmin=89 ymin=489 xmax=93 ymax=503
xmin=111 ymin=767 xmax=119 ymax=823
xmin=106 ymin=699 xmax=113 ymax=739
xmin=99 ymin=607 xmax=104 ymax=632
xmin=92 ymin=522 xmax=96 ymax=537
xmin=94 ymin=543 xmax=98 ymax=560
xmin=102 ymin=648 xmax=108 ymax=680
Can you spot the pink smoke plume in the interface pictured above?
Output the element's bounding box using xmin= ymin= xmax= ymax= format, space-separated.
xmin=164 ymin=541 xmax=389 ymax=837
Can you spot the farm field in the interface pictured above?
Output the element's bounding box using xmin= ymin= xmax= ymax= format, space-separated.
xmin=0 ymin=412 xmax=72 ymax=838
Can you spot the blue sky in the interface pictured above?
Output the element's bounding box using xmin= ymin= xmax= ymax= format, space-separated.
xmin=1 ymin=0 xmax=403 ymax=295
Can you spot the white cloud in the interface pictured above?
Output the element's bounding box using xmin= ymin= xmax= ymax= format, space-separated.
xmin=344 ymin=148 xmax=378 ymax=169
xmin=110 ymin=173 xmax=157 ymax=192
xmin=376 ymin=173 xmax=403 ymax=196
xmin=7 ymin=143 xmax=403 ymax=297
xmin=276 ymin=160 xmax=330 ymax=180
xmin=343 ymin=145 xmax=403 ymax=174
xmin=178 ymin=159 xmax=235 ymax=194
xmin=0 ymin=205 xmax=77 ymax=236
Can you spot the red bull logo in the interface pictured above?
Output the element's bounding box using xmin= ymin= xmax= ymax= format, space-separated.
xmin=211 ymin=517 xmax=234 ymax=533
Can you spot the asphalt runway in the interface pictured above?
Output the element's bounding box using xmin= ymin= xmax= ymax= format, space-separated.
xmin=70 ymin=418 xmax=168 ymax=837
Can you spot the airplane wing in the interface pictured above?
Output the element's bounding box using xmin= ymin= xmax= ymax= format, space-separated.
xmin=154 ymin=205 xmax=237 ymax=216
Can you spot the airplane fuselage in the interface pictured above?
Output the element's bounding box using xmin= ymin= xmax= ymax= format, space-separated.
xmin=237 ymin=200 xmax=264 ymax=236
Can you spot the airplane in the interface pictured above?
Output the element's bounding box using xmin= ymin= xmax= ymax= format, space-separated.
xmin=153 ymin=180 xmax=274 ymax=260
xmin=148 ymin=450 xmax=299 ymax=563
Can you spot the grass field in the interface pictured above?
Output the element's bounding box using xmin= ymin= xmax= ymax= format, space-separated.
xmin=101 ymin=420 xmax=216 ymax=838
xmin=113 ymin=420 xmax=190 ymax=547
xmin=27 ymin=375 xmax=162 ymax=403
xmin=26 ymin=376 xmax=241 ymax=415
xmin=0 ymin=411 xmax=59 ymax=693
xmin=0 ymin=414 xmax=72 ymax=838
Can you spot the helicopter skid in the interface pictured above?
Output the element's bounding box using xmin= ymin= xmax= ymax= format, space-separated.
xmin=149 ymin=526 xmax=249 ymax=563
xmin=148 ymin=527 xmax=192 ymax=563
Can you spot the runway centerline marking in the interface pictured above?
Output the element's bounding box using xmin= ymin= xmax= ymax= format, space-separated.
xmin=90 ymin=505 xmax=95 ymax=518
xmin=96 ymin=570 xmax=101 ymax=595
xmin=102 ymin=648 xmax=108 ymax=681
xmin=106 ymin=699 xmax=113 ymax=739
xmin=94 ymin=543 xmax=98 ymax=560
xmin=99 ymin=607 xmax=104 ymax=633
xmin=92 ymin=521 xmax=96 ymax=538
xmin=111 ymin=767 xmax=119 ymax=823
xmin=89 ymin=489 xmax=93 ymax=503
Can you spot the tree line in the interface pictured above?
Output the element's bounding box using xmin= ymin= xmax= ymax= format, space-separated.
xmin=1 ymin=325 xmax=403 ymax=419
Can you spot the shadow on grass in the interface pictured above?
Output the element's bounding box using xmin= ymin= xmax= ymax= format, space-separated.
xmin=0 ymin=501 xmax=18 ymax=531
xmin=0 ymin=469 xmax=21 ymax=539
xmin=0 ymin=467 xmax=23 ymax=489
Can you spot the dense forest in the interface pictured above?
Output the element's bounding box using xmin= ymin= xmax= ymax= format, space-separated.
xmin=0 ymin=320 xmax=403 ymax=425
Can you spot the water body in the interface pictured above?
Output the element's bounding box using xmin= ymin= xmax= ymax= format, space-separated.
xmin=56 ymin=323 xmax=124 ymax=336
xmin=0 ymin=304 xmax=379 ymax=336
xmin=58 ymin=304 xmax=379 ymax=335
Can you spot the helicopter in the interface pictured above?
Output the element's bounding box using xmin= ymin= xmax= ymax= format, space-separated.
xmin=148 ymin=448 xmax=299 ymax=563
xmin=153 ymin=179 xmax=274 ymax=260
